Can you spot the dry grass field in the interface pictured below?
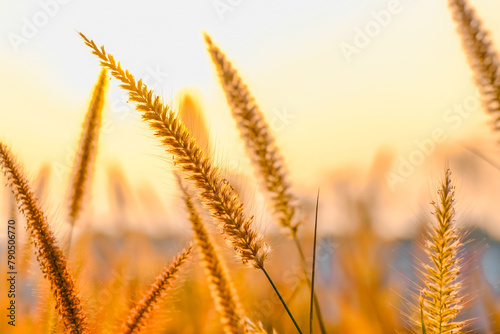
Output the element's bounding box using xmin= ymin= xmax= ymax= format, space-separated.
xmin=1 ymin=0 xmax=500 ymax=333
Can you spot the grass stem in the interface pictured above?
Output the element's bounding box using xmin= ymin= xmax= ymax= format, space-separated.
xmin=262 ymin=267 xmax=303 ymax=334
xmin=293 ymin=237 xmax=327 ymax=334
xmin=309 ymin=190 xmax=320 ymax=334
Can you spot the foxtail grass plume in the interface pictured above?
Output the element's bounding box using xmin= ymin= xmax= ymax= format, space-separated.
xmin=204 ymin=33 xmax=298 ymax=237
xmin=80 ymin=33 xmax=269 ymax=270
xmin=121 ymin=245 xmax=192 ymax=334
xmin=419 ymin=169 xmax=465 ymax=333
xmin=0 ymin=143 xmax=88 ymax=334
xmin=68 ymin=68 xmax=108 ymax=226
xmin=448 ymin=0 xmax=500 ymax=129
xmin=177 ymin=176 xmax=248 ymax=334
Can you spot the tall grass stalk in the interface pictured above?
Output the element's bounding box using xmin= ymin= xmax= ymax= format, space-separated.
xmin=0 ymin=143 xmax=88 ymax=334
xmin=309 ymin=190 xmax=319 ymax=334
xmin=68 ymin=68 xmax=108 ymax=227
xmin=177 ymin=176 xmax=246 ymax=334
xmin=448 ymin=0 xmax=500 ymax=131
xmin=204 ymin=33 xmax=325 ymax=333
xmin=80 ymin=33 xmax=302 ymax=332
xmin=65 ymin=68 xmax=108 ymax=255
xmin=121 ymin=245 xmax=192 ymax=334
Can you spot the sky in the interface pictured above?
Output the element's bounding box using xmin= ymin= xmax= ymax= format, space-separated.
xmin=1 ymin=0 xmax=500 ymax=236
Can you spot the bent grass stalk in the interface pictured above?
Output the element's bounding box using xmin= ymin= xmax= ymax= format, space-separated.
xmin=205 ymin=33 xmax=325 ymax=334
xmin=79 ymin=33 xmax=302 ymax=333
xmin=79 ymin=33 xmax=267 ymax=270
xmin=0 ymin=143 xmax=88 ymax=334
xmin=121 ymin=245 xmax=192 ymax=334
xmin=419 ymin=169 xmax=465 ymax=333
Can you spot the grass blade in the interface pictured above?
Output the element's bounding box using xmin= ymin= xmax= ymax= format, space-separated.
xmin=420 ymin=294 xmax=427 ymax=334
xmin=309 ymin=189 xmax=320 ymax=334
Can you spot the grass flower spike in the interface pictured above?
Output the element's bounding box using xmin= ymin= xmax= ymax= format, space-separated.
xmin=68 ymin=68 xmax=108 ymax=226
xmin=0 ymin=143 xmax=88 ymax=334
xmin=419 ymin=169 xmax=465 ymax=333
xmin=448 ymin=0 xmax=500 ymax=130
xmin=204 ymin=34 xmax=298 ymax=236
xmin=121 ymin=245 xmax=192 ymax=334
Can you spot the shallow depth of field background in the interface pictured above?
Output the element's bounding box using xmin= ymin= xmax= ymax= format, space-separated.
xmin=1 ymin=0 xmax=500 ymax=333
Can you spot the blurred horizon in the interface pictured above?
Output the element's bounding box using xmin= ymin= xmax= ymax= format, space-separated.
xmin=2 ymin=0 xmax=500 ymax=238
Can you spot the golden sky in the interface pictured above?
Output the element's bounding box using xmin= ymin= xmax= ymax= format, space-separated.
xmin=1 ymin=0 xmax=500 ymax=236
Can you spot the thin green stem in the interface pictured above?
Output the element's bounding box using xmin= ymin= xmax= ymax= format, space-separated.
xmin=309 ymin=189 xmax=320 ymax=334
xmin=261 ymin=267 xmax=303 ymax=334
xmin=420 ymin=298 xmax=427 ymax=334
xmin=293 ymin=237 xmax=327 ymax=334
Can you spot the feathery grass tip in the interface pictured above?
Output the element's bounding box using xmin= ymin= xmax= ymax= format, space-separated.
xmin=79 ymin=32 xmax=269 ymax=270
xmin=419 ymin=169 xmax=465 ymax=334
xmin=204 ymin=33 xmax=326 ymax=333
xmin=204 ymin=33 xmax=299 ymax=237
xmin=448 ymin=0 xmax=500 ymax=130
xmin=68 ymin=68 xmax=108 ymax=226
